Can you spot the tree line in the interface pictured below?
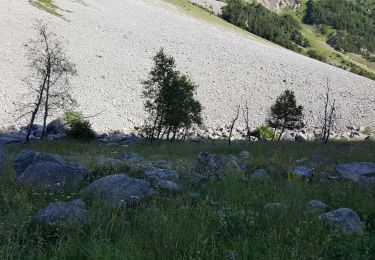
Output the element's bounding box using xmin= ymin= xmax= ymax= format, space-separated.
xmin=221 ymin=0 xmax=310 ymax=52
xmin=19 ymin=21 xmax=337 ymax=145
xmin=304 ymin=0 xmax=375 ymax=59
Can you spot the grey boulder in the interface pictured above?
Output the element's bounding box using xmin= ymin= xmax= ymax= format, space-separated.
xmin=14 ymin=150 xmax=90 ymax=192
xmin=80 ymin=174 xmax=155 ymax=207
xmin=46 ymin=118 xmax=68 ymax=134
xmin=196 ymin=151 xmax=225 ymax=179
xmin=319 ymin=208 xmax=364 ymax=235
xmin=155 ymin=180 xmax=181 ymax=192
xmin=335 ymin=162 xmax=375 ymax=185
xmin=32 ymin=199 xmax=87 ymax=228
xmin=290 ymin=166 xmax=314 ymax=181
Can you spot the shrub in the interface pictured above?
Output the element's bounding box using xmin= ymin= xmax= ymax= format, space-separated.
xmin=255 ymin=125 xmax=277 ymax=141
xmin=64 ymin=111 xmax=96 ymax=141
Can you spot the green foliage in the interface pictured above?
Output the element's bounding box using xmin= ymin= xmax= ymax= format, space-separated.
xmin=221 ymin=0 xmax=310 ymax=51
xmin=142 ymin=48 xmax=203 ymax=141
xmin=362 ymin=126 xmax=375 ymax=136
xmin=306 ymin=49 xmax=327 ymax=62
xmin=64 ymin=111 xmax=96 ymax=141
xmin=266 ymin=90 xmax=304 ymax=140
xmin=304 ymin=0 xmax=375 ymax=58
xmin=255 ymin=125 xmax=277 ymax=141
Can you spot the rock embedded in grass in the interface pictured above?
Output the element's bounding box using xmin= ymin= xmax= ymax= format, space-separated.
xmin=80 ymin=174 xmax=155 ymax=207
xmin=319 ymin=208 xmax=364 ymax=235
xmin=250 ymin=169 xmax=269 ymax=179
xmin=307 ymin=200 xmax=328 ymax=213
xmin=196 ymin=151 xmax=225 ymax=180
xmin=289 ymin=166 xmax=314 ymax=181
xmin=335 ymin=162 xmax=375 ymax=185
xmin=32 ymin=199 xmax=87 ymax=228
xmin=155 ymin=180 xmax=182 ymax=192
xmin=14 ymin=150 xmax=90 ymax=192
xmin=143 ymin=167 xmax=180 ymax=184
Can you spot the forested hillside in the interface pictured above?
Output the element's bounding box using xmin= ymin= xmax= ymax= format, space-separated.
xmin=304 ymin=0 xmax=375 ymax=61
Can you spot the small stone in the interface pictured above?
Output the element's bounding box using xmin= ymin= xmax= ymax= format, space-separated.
xmin=250 ymin=169 xmax=269 ymax=179
xmin=308 ymin=200 xmax=328 ymax=212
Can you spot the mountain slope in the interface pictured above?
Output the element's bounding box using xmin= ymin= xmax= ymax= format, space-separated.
xmin=0 ymin=0 xmax=374 ymax=132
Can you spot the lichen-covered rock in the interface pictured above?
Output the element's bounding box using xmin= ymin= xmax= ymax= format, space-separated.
xmin=80 ymin=174 xmax=155 ymax=207
xmin=319 ymin=208 xmax=364 ymax=235
xmin=14 ymin=150 xmax=90 ymax=192
xmin=155 ymin=180 xmax=181 ymax=192
xmin=335 ymin=162 xmax=375 ymax=185
xmin=32 ymin=199 xmax=87 ymax=228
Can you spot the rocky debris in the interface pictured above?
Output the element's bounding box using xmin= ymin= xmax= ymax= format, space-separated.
xmin=47 ymin=133 xmax=67 ymax=141
xmin=295 ymin=133 xmax=307 ymax=142
xmin=281 ymin=132 xmax=294 ymax=142
xmin=0 ymin=134 xmax=26 ymax=144
xmin=289 ymin=166 xmax=314 ymax=181
xmin=335 ymin=162 xmax=375 ymax=185
xmin=308 ymin=200 xmax=328 ymax=213
xmin=80 ymin=174 xmax=155 ymax=207
xmin=32 ymin=199 xmax=87 ymax=228
xmin=251 ymin=168 xmax=269 ymax=179
xmin=319 ymin=208 xmax=364 ymax=235
xmin=14 ymin=150 xmax=90 ymax=192
xmin=189 ymin=0 xmax=226 ymax=15
xmin=196 ymin=151 xmax=225 ymax=179
xmin=264 ymin=203 xmax=287 ymax=211
xmin=365 ymin=135 xmax=375 ymax=141
xmin=20 ymin=124 xmax=43 ymax=138
xmin=0 ymin=145 xmax=5 ymax=174
xmin=46 ymin=118 xmax=68 ymax=134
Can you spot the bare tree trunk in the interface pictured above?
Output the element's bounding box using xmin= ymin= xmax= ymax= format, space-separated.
xmin=229 ymin=105 xmax=240 ymax=146
xmin=41 ymin=65 xmax=51 ymax=141
xmin=242 ymin=101 xmax=251 ymax=141
xmin=278 ymin=126 xmax=285 ymax=141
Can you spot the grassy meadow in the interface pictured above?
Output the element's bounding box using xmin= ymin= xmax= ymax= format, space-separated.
xmin=1 ymin=140 xmax=374 ymax=259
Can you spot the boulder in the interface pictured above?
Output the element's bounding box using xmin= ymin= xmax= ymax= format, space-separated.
xmin=289 ymin=166 xmax=314 ymax=181
xmin=122 ymin=152 xmax=144 ymax=163
xmin=335 ymin=162 xmax=375 ymax=185
xmin=143 ymin=167 xmax=179 ymax=185
xmin=196 ymin=151 xmax=225 ymax=179
xmin=295 ymin=134 xmax=307 ymax=142
xmin=251 ymin=169 xmax=269 ymax=179
xmin=46 ymin=118 xmax=68 ymax=134
xmin=308 ymin=200 xmax=328 ymax=213
xmin=80 ymin=174 xmax=155 ymax=207
xmin=365 ymin=135 xmax=375 ymax=141
xmin=281 ymin=132 xmax=294 ymax=142
xmin=14 ymin=150 xmax=90 ymax=192
xmin=319 ymin=208 xmax=364 ymax=235
xmin=32 ymin=199 xmax=87 ymax=228
xmin=0 ymin=134 xmax=26 ymax=144
xmin=155 ymin=180 xmax=181 ymax=192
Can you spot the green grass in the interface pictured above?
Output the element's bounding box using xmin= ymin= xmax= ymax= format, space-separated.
xmin=1 ymin=140 xmax=375 ymax=259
